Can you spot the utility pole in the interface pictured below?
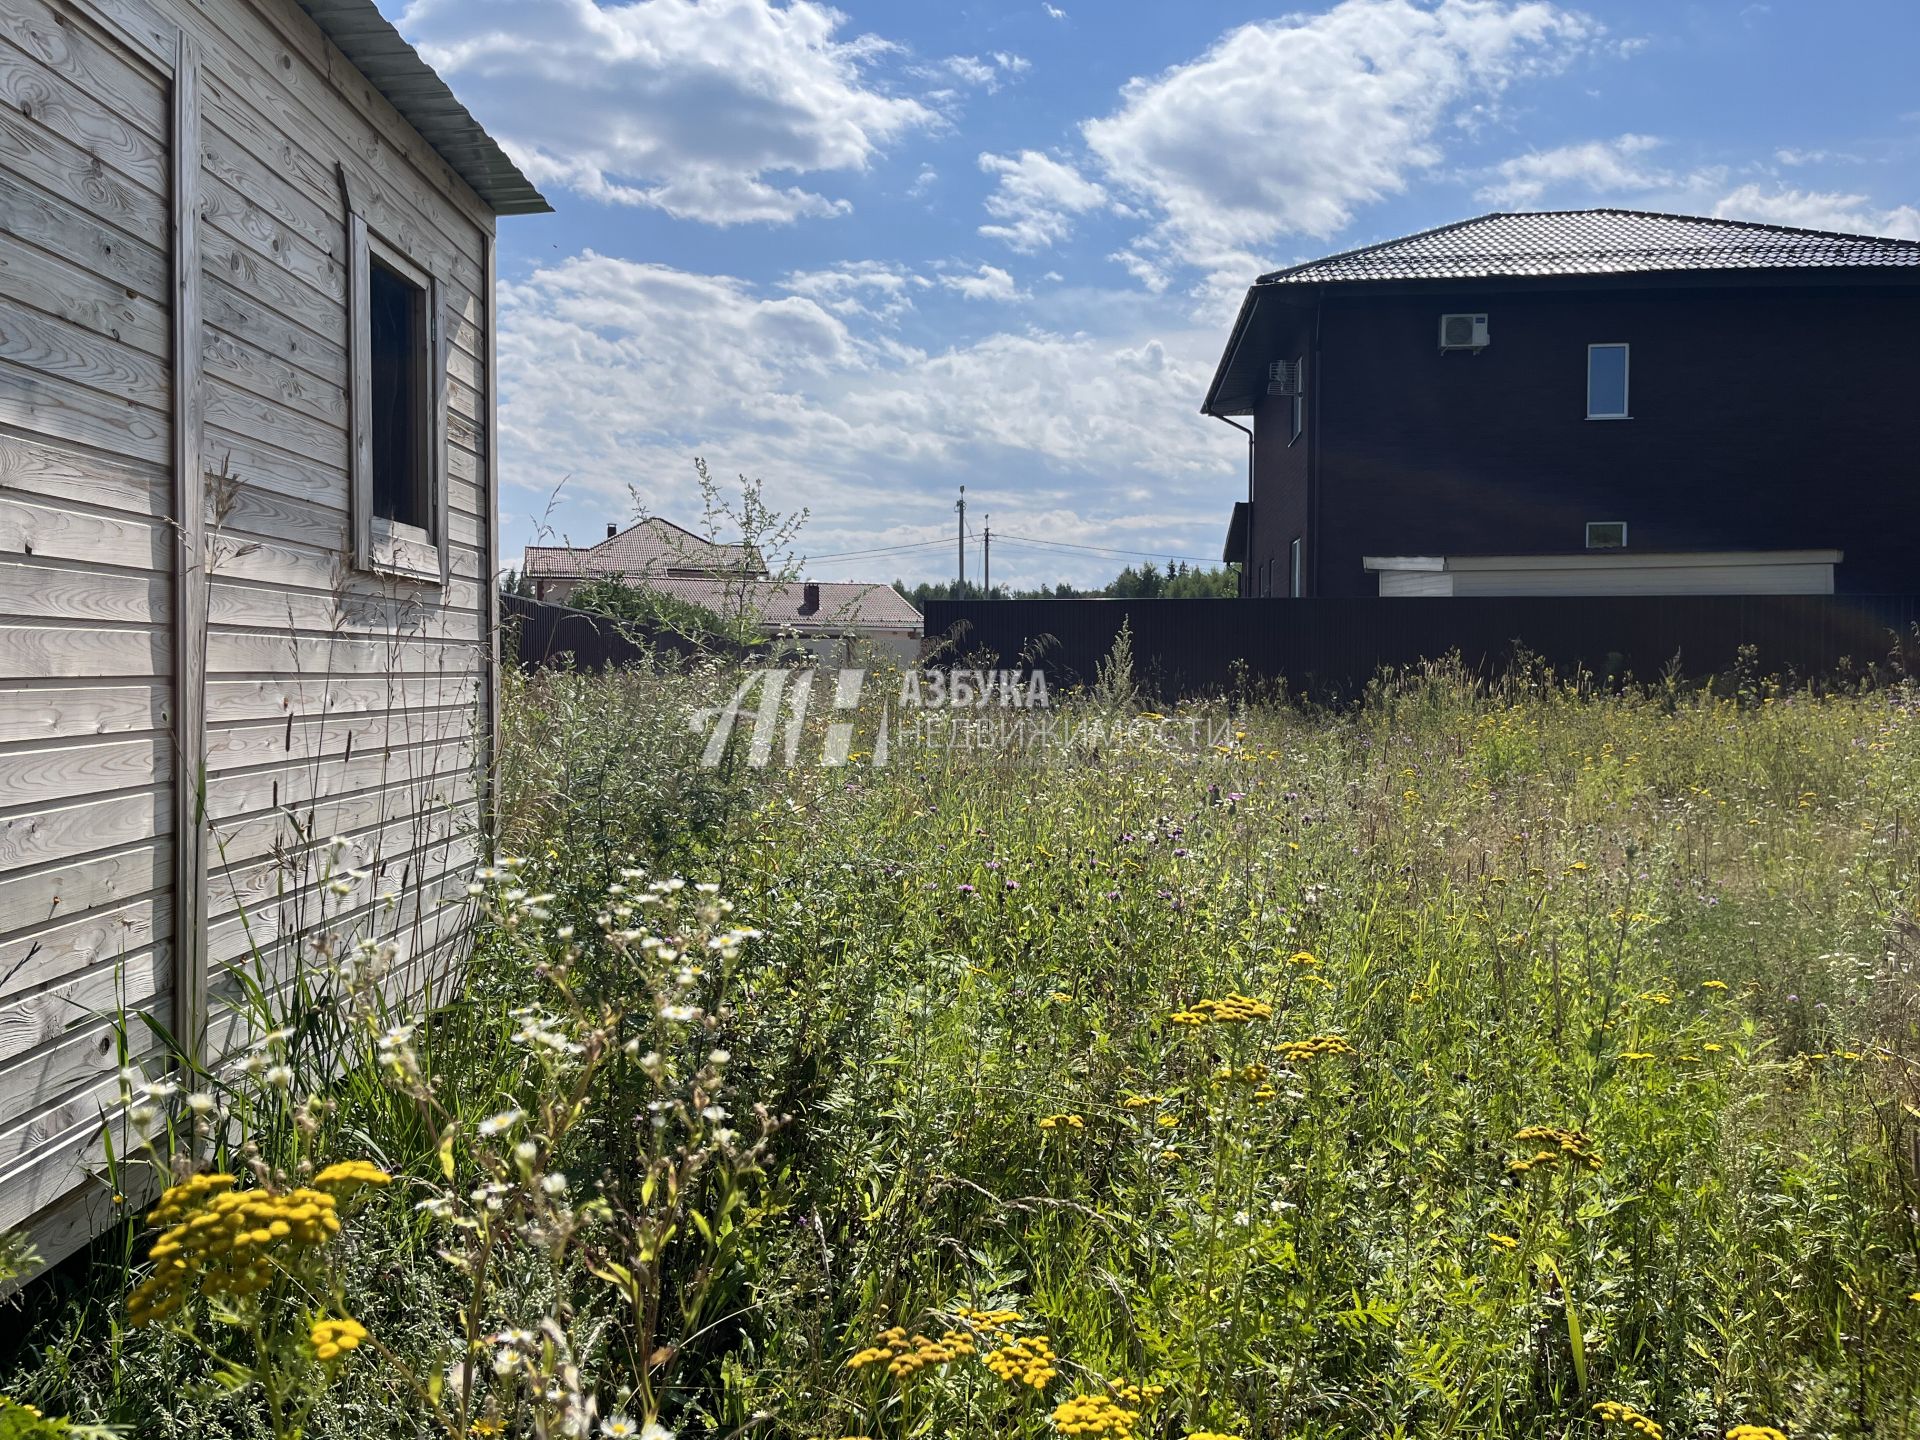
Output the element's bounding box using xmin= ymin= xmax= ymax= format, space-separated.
xmin=983 ymin=515 xmax=991 ymax=599
xmin=956 ymin=485 xmax=966 ymax=597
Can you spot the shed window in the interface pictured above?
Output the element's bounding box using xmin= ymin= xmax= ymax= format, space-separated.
xmin=1587 ymin=343 xmax=1629 ymax=419
xmin=369 ymin=258 xmax=429 ymax=530
xmin=344 ymin=165 xmax=448 ymax=583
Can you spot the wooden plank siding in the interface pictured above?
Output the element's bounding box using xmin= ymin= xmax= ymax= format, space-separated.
xmin=0 ymin=0 xmax=500 ymax=1276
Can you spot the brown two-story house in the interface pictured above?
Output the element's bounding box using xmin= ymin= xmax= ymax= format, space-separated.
xmin=1203 ymin=210 xmax=1920 ymax=598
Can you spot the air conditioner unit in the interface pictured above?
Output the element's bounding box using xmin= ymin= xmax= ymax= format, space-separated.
xmin=1439 ymin=313 xmax=1490 ymax=352
xmin=1266 ymin=359 xmax=1304 ymax=395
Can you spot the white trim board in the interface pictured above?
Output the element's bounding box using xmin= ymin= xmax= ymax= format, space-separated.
xmin=1364 ymin=550 xmax=1843 ymax=597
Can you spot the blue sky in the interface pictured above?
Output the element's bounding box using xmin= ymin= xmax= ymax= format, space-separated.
xmin=388 ymin=0 xmax=1920 ymax=589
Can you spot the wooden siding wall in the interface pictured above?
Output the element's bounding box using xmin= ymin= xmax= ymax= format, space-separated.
xmin=0 ymin=0 xmax=494 ymax=1268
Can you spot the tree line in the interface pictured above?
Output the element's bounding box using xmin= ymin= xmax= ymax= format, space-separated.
xmin=894 ymin=559 xmax=1238 ymax=607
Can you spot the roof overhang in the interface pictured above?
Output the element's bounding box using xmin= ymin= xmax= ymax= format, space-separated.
xmin=1201 ymin=285 xmax=1319 ymax=417
xmin=1223 ymin=501 xmax=1249 ymax=564
xmin=294 ymin=0 xmax=550 ymax=216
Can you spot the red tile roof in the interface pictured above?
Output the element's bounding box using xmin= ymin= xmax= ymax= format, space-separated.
xmin=523 ymin=518 xmax=761 ymax=579
xmin=646 ymin=577 xmax=922 ymax=631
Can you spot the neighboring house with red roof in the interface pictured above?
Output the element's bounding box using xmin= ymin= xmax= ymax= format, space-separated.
xmin=1204 ymin=209 xmax=1920 ymax=599
xmin=522 ymin=520 xmax=923 ymax=662
xmin=522 ymin=517 xmax=764 ymax=601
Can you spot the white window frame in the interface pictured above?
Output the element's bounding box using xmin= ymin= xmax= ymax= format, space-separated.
xmin=1586 ymin=342 xmax=1630 ymax=421
xmin=1289 ymin=536 xmax=1302 ymax=597
xmin=1288 ymin=355 xmax=1305 ymax=444
xmin=342 ymin=166 xmax=449 ymax=586
xmin=1586 ymin=521 xmax=1629 ymax=550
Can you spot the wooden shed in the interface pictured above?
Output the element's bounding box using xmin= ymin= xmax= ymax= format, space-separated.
xmin=0 ymin=0 xmax=546 ymax=1269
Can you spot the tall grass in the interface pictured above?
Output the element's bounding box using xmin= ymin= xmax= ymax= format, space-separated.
xmin=3 ymin=657 xmax=1917 ymax=1440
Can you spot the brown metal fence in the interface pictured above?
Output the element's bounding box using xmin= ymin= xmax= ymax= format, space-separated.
xmin=922 ymin=594 xmax=1920 ymax=701
xmin=502 ymin=593 xmax=725 ymax=671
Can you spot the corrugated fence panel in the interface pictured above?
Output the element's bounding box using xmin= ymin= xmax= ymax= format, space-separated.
xmin=923 ymin=595 xmax=1920 ymax=701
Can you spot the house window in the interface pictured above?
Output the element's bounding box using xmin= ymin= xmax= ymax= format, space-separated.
xmin=1586 ymin=521 xmax=1628 ymax=549
xmin=369 ymin=258 xmax=429 ymax=530
xmin=1289 ymin=356 xmax=1305 ymax=443
xmin=1587 ymin=343 xmax=1629 ymax=419
xmin=345 ymin=168 xmax=448 ymax=582
xmin=1289 ymin=536 xmax=1302 ymax=597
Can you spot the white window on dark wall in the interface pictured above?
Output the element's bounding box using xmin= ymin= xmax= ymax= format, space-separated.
xmin=1587 ymin=343 xmax=1630 ymax=419
xmin=343 ymin=165 xmax=448 ymax=584
xmin=1289 ymin=536 xmax=1302 ymax=597
xmin=1289 ymin=356 xmax=1305 ymax=443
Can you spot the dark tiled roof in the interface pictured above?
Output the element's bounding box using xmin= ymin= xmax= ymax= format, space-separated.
xmin=1260 ymin=209 xmax=1920 ymax=285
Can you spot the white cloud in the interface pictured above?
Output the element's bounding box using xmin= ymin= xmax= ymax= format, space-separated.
xmin=1111 ymin=247 xmax=1171 ymax=293
xmin=1713 ymin=184 xmax=1920 ymax=239
xmin=781 ymin=261 xmax=930 ymax=322
xmin=400 ymin=0 xmax=935 ymax=224
xmin=1475 ymin=133 xmax=1668 ymax=204
xmin=908 ymin=164 xmax=938 ymax=197
xmin=941 ymin=51 xmax=1031 ymax=92
xmin=939 ymin=264 xmax=1027 ymax=302
xmin=1043 ymin=2 xmax=1066 ymax=17
xmin=1082 ymin=0 xmax=1598 ymax=289
xmin=944 ymin=55 xmax=997 ymax=87
xmin=978 ymin=150 xmax=1110 ymax=251
xmin=495 ymin=251 xmax=1238 ymax=581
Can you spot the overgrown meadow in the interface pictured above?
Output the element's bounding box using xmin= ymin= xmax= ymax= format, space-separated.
xmin=4 ymin=655 xmax=1919 ymax=1440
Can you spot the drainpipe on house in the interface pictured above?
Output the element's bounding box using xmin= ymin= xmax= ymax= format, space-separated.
xmin=1213 ymin=414 xmax=1254 ymax=596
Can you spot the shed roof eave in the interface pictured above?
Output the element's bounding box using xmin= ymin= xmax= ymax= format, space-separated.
xmin=292 ymin=0 xmax=551 ymax=216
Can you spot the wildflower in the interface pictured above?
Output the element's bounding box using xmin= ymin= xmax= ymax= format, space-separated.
xmin=1277 ymin=1035 xmax=1354 ymax=1064
xmin=600 ymin=1419 xmax=640 ymax=1439
xmin=1509 ymin=1126 xmax=1603 ymax=1175
xmin=1726 ymin=1427 xmax=1787 ymax=1440
xmin=1702 ymin=979 xmax=1729 ymax=990
xmin=477 ymin=1108 xmax=525 ymax=1138
xmin=1593 ymin=1401 xmax=1662 ymax=1438
xmin=310 ymin=1316 xmax=369 ymax=1362
xmin=312 ymin=1159 xmax=392 ymax=1193
xmin=1487 ymin=1232 xmax=1520 ymax=1250
xmin=1186 ymin=1433 xmax=1246 ymax=1440
xmin=640 ymin=1425 xmax=674 ymax=1440
xmin=1168 ymin=993 xmax=1272 ymax=1026
xmin=1052 ymin=1393 xmax=1138 ymax=1437
xmin=1288 ymin=950 xmax=1318 ymax=966
xmin=128 ymin=1174 xmax=344 ymax=1326
xmin=982 ymin=1334 xmax=1058 ymax=1389
xmin=264 ymin=1064 xmax=294 ymax=1088
xmin=1037 ymin=1113 xmax=1085 ymax=1131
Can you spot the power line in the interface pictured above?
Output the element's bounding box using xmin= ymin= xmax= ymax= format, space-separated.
xmin=803 ymin=537 xmax=955 ymax=561
xmin=992 ymin=532 xmax=1222 ymax=565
